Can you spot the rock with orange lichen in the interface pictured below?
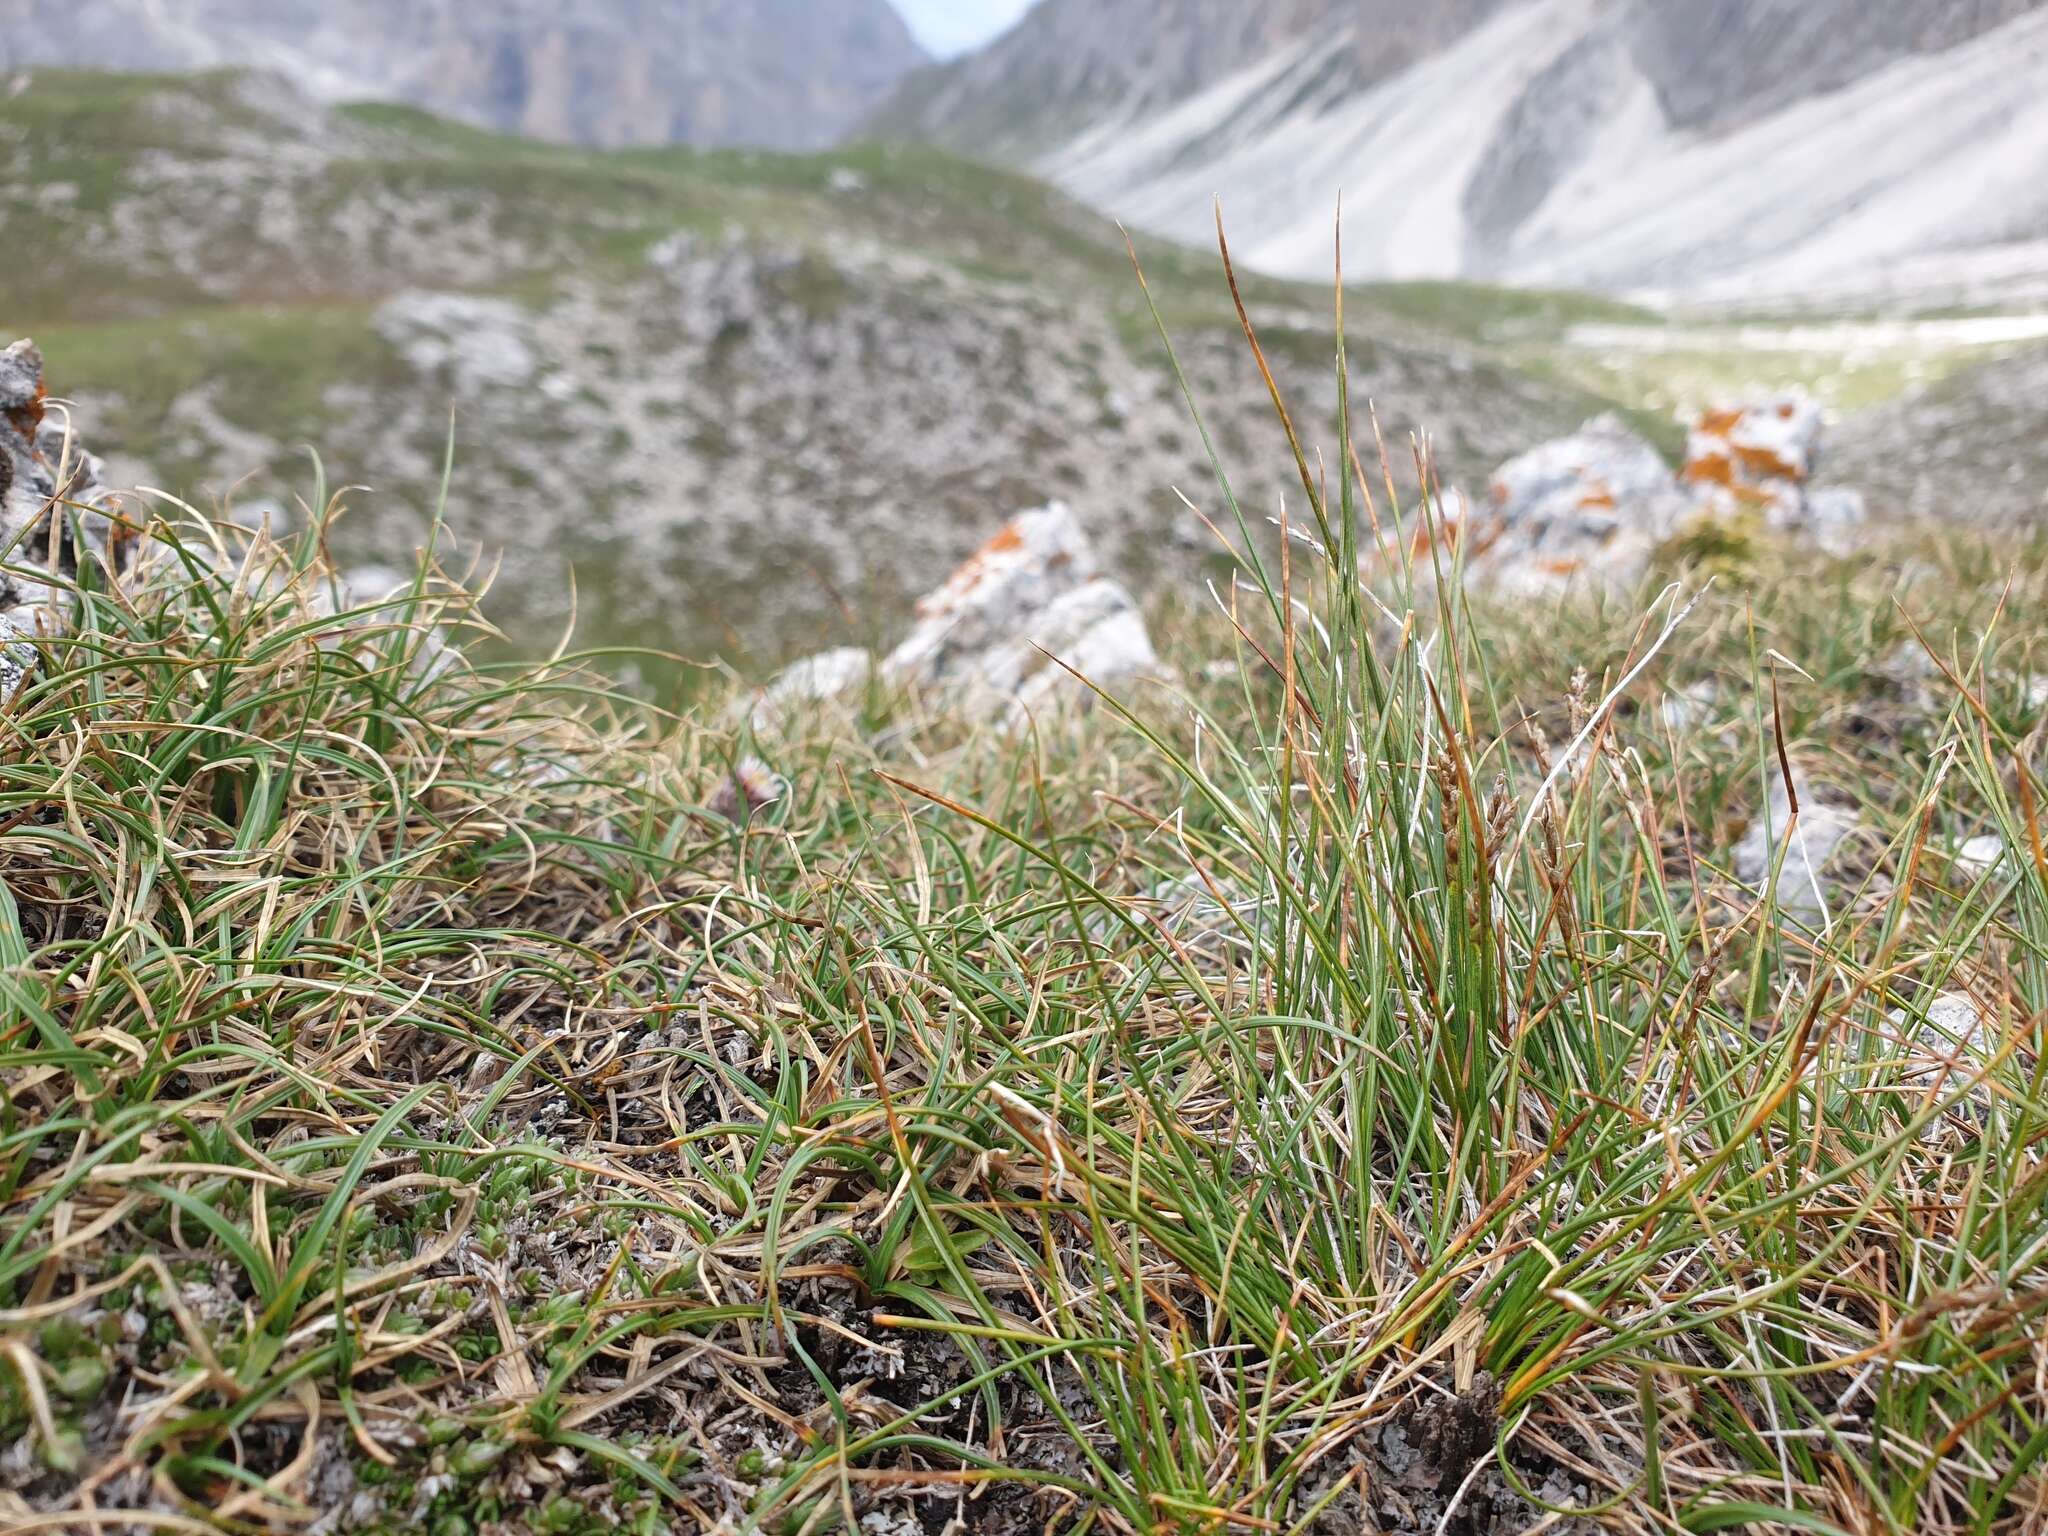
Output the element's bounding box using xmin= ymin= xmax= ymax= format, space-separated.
xmin=0 ymin=338 xmax=127 ymax=695
xmin=1465 ymin=413 xmax=1690 ymax=594
xmin=1684 ymin=391 xmax=1824 ymax=524
xmin=1459 ymin=395 xmax=1870 ymax=595
xmin=881 ymin=502 xmax=1159 ymax=719
xmin=758 ymin=503 xmax=1161 ymax=730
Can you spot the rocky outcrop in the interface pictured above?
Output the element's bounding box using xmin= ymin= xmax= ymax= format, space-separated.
xmin=0 ymin=0 xmax=929 ymax=152
xmin=1458 ymin=393 xmax=1868 ymax=592
xmin=0 ymin=341 xmax=123 ymax=695
xmin=1463 ymin=414 xmax=1691 ymax=593
xmin=757 ymin=504 xmax=1161 ymax=731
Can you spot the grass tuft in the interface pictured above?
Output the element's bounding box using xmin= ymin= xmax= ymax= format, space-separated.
xmin=2 ymin=268 xmax=2046 ymax=1536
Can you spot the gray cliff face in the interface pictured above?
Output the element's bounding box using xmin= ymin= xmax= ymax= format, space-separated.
xmin=0 ymin=0 xmax=929 ymax=150
xmin=880 ymin=0 xmax=2048 ymax=157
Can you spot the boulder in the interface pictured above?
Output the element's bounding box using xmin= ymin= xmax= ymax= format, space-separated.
xmin=1458 ymin=393 xmax=1870 ymax=595
xmin=0 ymin=339 xmax=125 ymax=695
xmin=1467 ymin=414 xmax=1691 ymax=593
xmin=756 ymin=505 xmax=1160 ymax=728
xmin=1683 ymin=391 xmax=1869 ymax=547
xmin=1733 ymin=774 xmax=1862 ymax=925
xmin=1684 ymin=392 xmax=1824 ymax=523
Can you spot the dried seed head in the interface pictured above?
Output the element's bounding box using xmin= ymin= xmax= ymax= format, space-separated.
xmin=711 ymin=755 xmax=787 ymax=821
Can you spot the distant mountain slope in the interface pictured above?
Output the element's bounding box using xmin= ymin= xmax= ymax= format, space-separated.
xmin=870 ymin=1 xmax=1509 ymax=158
xmin=876 ymin=0 xmax=2048 ymax=298
xmin=0 ymin=0 xmax=929 ymax=150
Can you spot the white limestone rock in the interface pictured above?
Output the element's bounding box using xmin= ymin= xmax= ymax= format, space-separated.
xmin=882 ymin=503 xmax=1159 ymax=720
xmin=1734 ymin=775 xmax=1862 ymax=925
xmin=751 ymin=645 xmax=875 ymax=735
xmin=1469 ymin=414 xmax=1690 ymax=593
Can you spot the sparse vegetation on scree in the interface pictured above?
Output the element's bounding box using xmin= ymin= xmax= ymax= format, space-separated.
xmin=3 ymin=242 xmax=2047 ymax=1536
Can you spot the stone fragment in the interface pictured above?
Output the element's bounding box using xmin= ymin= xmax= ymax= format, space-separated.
xmin=1886 ymin=992 xmax=2002 ymax=1126
xmin=1950 ymin=834 xmax=2009 ymax=884
xmin=1467 ymin=414 xmax=1689 ymax=592
xmin=1733 ymin=774 xmax=1862 ymax=924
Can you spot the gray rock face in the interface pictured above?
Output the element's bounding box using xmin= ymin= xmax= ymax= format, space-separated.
xmin=1630 ymin=0 xmax=2047 ymax=133
xmin=1461 ymin=19 xmax=1633 ymax=266
xmin=0 ymin=0 xmax=929 ymax=151
xmin=878 ymin=0 xmax=2048 ymax=296
xmin=0 ymin=339 xmax=122 ymax=695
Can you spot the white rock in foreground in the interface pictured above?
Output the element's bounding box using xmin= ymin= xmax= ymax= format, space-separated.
xmin=1734 ymin=776 xmax=1862 ymax=924
xmin=1950 ymin=834 xmax=2010 ymax=884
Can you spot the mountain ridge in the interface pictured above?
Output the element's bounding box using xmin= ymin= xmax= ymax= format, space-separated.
xmin=875 ymin=0 xmax=2048 ymax=299
xmin=3 ymin=68 xmax=1642 ymax=667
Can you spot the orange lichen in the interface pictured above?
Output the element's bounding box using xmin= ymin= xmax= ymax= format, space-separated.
xmin=1733 ymin=443 xmax=1802 ymax=482
xmin=3 ymin=377 xmax=46 ymax=440
xmin=1684 ymin=452 xmax=1737 ymax=487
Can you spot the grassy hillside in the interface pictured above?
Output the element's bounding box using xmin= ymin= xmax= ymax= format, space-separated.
xmin=1 ymin=399 xmax=2044 ymax=1534
xmin=3 ymin=62 xmax=2047 ymax=1535
xmin=2 ymin=68 xmax=1665 ymax=673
